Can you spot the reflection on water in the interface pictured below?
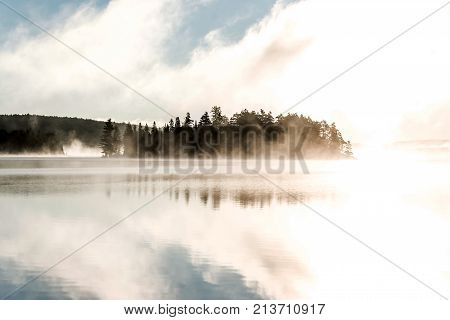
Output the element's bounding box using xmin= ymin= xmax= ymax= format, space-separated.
xmin=0 ymin=157 xmax=449 ymax=299
xmin=0 ymin=173 xmax=306 ymax=208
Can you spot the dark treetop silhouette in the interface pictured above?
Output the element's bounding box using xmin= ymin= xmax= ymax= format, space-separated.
xmin=99 ymin=107 xmax=353 ymax=159
xmin=0 ymin=107 xmax=352 ymax=158
xmin=0 ymin=114 xmax=119 ymax=154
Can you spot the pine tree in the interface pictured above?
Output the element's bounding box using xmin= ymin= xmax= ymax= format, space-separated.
xmin=319 ymin=121 xmax=330 ymax=140
xmin=169 ymin=118 xmax=174 ymax=131
xmin=99 ymin=119 xmax=114 ymax=157
xmin=150 ymin=121 xmax=159 ymax=155
xmin=175 ymin=117 xmax=181 ymax=128
xmin=112 ymin=125 xmax=122 ymax=156
xmin=137 ymin=123 xmax=145 ymax=157
xmin=183 ymin=112 xmax=193 ymax=127
xmin=163 ymin=124 xmax=170 ymax=133
xmin=344 ymin=141 xmax=354 ymax=158
xmin=132 ymin=125 xmax=138 ymax=157
xmin=329 ymin=122 xmax=343 ymax=155
xmin=199 ymin=112 xmax=212 ymax=126
xmin=150 ymin=121 xmax=155 ymax=133
xmin=123 ymin=122 xmax=135 ymax=157
xmin=211 ymin=106 xmax=228 ymax=126
xmin=258 ymin=109 xmax=274 ymax=127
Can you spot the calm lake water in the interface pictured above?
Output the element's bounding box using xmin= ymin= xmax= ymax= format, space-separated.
xmin=0 ymin=156 xmax=449 ymax=299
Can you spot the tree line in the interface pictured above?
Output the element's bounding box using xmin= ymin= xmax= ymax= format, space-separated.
xmin=0 ymin=114 xmax=112 ymax=154
xmin=99 ymin=106 xmax=353 ymax=159
xmin=0 ymin=128 xmax=64 ymax=154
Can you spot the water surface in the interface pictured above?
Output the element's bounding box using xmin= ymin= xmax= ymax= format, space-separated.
xmin=0 ymin=157 xmax=449 ymax=299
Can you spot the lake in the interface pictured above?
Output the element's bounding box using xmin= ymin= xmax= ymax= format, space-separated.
xmin=0 ymin=155 xmax=449 ymax=299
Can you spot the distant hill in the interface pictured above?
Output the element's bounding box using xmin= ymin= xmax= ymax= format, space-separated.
xmin=0 ymin=114 xmax=124 ymax=154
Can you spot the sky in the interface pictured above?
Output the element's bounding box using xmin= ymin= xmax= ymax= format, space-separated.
xmin=0 ymin=0 xmax=449 ymax=144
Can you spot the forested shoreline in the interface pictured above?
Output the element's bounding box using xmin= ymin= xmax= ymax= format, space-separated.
xmin=99 ymin=107 xmax=353 ymax=159
xmin=0 ymin=114 xmax=119 ymax=154
xmin=0 ymin=108 xmax=353 ymax=158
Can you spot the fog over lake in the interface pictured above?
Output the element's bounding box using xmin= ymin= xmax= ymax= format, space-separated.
xmin=0 ymin=154 xmax=449 ymax=299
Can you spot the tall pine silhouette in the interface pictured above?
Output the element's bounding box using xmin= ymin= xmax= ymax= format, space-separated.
xmin=99 ymin=119 xmax=114 ymax=157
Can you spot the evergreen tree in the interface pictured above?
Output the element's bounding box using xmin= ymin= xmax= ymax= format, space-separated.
xmin=151 ymin=121 xmax=158 ymax=135
xmin=99 ymin=119 xmax=114 ymax=157
xmin=183 ymin=112 xmax=193 ymax=127
xmin=259 ymin=109 xmax=274 ymax=127
xmin=344 ymin=141 xmax=353 ymax=158
xmin=169 ymin=118 xmax=174 ymax=132
xmin=137 ymin=123 xmax=145 ymax=157
xmin=163 ymin=124 xmax=170 ymax=134
xmin=123 ymin=122 xmax=135 ymax=157
xmin=199 ymin=112 xmax=212 ymax=126
xmin=132 ymin=125 xmax=138 ymax=157
xmin=319 ymin=120 xmax=330 ymax=140
xmin=329 ymin=122 xmax=343 ymax=155
xmin=150 ymin=121 xmax=159 ymax=155
xmin=112 ymin=125 xmax=122 ymax=156
xmin=211 ymin=106 xmax=228 ymax=126
xmin=175 ymin=117 xmax=181 ymax=128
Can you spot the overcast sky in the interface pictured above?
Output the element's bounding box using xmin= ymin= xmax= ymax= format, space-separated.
xmin=0 ymin=0 xmax=448 ymax=144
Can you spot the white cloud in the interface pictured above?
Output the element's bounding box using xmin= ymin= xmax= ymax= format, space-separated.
xmin=0 ymin=0 xmax=449 ymax=143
